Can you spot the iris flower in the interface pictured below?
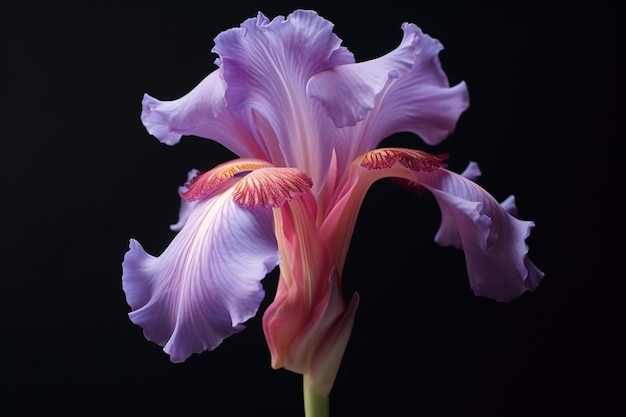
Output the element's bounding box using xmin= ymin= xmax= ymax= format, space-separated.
xmin=122 ymin=9 xmax=543 ymax=416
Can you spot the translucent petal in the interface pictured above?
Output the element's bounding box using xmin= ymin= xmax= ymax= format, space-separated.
xmin=323 ymin=148 xmax=543 ymax=302
xmin=212 ymin=10 xmax=354 ymax=191
xmin=310 ymin=22 xmax=469 ymax=163
xmin=416 ymin=169 xmax=544 ymax=301
xmin=122 ymin=181 xmax=279 ymax=362
xmin=140 ymin=70 xmax=268 ymax=159
xmin=312 ymin=22 xmax=469 ymax=179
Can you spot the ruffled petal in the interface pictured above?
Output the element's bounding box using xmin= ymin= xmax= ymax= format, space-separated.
xmin=122 ymin=180 xmax=279 ymax=362
xmin=307 ymin=21 xmax=418 ymax=127
xmin=312 ymin=23 xmax=468 ymax=180
xmin=414 ymin=169 xmax=544 ymax=302
xmin=321 ymin=149 xmax=446 ymax=271
xmin=323 ymin=148 xmax=542 ymax=302
xmin=141 ymin=69 xmax=225 ymax=146
xmin=434 ymin=161 xmax=481 ymax=248
xmin=141 ymin=70 xmax=268 ymax=159
xmin=316 ymin=22 xmax=468 ymax=163
xmin=369 ymin=23 xmax=469 ymax=146
xmin=212 ymin=10 xmax=354 ymax=191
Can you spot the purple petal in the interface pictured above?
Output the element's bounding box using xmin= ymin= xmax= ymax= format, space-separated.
xmin=415 ymin=169 xmax=544 ymax=302
xmin=141 ymin=70 xmax=226 ymax=146
xmin=211 ymin=10 xmax=354 ymax=191
xmin=312 ymin=23 xmax=469 ymax=180
xmin=500 ymin=195 xmax=519 ymax=217
xmin=431 ymin=161 xmax=481 ymax=246
xmin=307 ymin=20 xmax=418 ymax=127
xmin=370 ymin=23 xmax=469 ymax=146
xmin=321 ymin=148 xmax=542 ymax=302
xmin=371 ymin=24 xmax=469 ymax=145
xmin=311 ymin=22 xmax=468 ymax=154
xmin=140 ymin=70 xmax=268 ymax=159
xmin=122 ymin=181 xmax=279 ymax=362
xmin=461 ymin=161 xmax=481 ymax=182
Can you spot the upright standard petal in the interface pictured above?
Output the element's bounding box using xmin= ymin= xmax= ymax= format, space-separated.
xmin=307 ymin=20 xmax=421 ymax=128
xmin=212 ymin=10 xmax=354 ymax=192
xmin=368 ymin=25 xmax=469 ymax=147
xmin=310 ymin=22 xmax=468 ymax=189
xmin=310 ymin=22 xmax=468 ymax=152
xmin=122 ymin=179 xmax=279 ymax=362
xmin=141 ymin=68 xmax=271 ymax=159
xmin=141 ymin=70 xmax=224 ymax=146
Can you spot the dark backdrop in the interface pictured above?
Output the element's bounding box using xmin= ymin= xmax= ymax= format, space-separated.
xmin=3 ymin=1 xmax=623 ymax=416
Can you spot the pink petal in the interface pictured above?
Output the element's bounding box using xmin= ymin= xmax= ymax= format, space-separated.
xmin=263 ymin=193 xmax=333 ymax=370
xmin=122 ymin=180 xmax=279 ymax=362
xmin=263 ymin=194 xmax=357 ymax=393
xmin=309 ymin=289 xmax=359 ymax=395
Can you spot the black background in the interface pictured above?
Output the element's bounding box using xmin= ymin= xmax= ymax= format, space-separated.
xmin=3 ymin=1 xmax=623 ymax=416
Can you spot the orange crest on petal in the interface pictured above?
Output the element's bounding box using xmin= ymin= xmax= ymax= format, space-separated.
xmin=233 ymin=167 xmax=313 ymax=208
xmin=181 ymin=159 xmax=271 ymax=201
xmin=358 ymin=147 xmax=447 ymax=172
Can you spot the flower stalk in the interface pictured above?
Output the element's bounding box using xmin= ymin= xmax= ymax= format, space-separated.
xmin=121 ymin=9 xmax=544 ymax=417
xmin=303 ymin=375 xmax=329 ymax=417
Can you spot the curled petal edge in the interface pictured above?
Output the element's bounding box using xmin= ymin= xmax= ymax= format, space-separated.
xmin=122 ymin=181 xmax=279 ymax=362
xmin=323 ymin=149 xmax=543 ymax=303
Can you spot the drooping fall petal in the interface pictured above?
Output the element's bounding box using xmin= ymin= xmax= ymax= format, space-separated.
xmin=424 ymin=171 xmax=543 ymax=301
xmin=131 ymin=11 xmax=543 ymax=406
xmin=184 ymin=159 xmax=360 ymax=393
xmin=122 ymin=179 xmax=279 ymax=362
xmin=321 ymin=149 xmax=447 ymax=272
xmin=323 ymin=148 xmax=543 ymax=302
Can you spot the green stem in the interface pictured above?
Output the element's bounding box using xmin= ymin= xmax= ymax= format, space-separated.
xmin=303 ymin=374 xmax=329 ymax=417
